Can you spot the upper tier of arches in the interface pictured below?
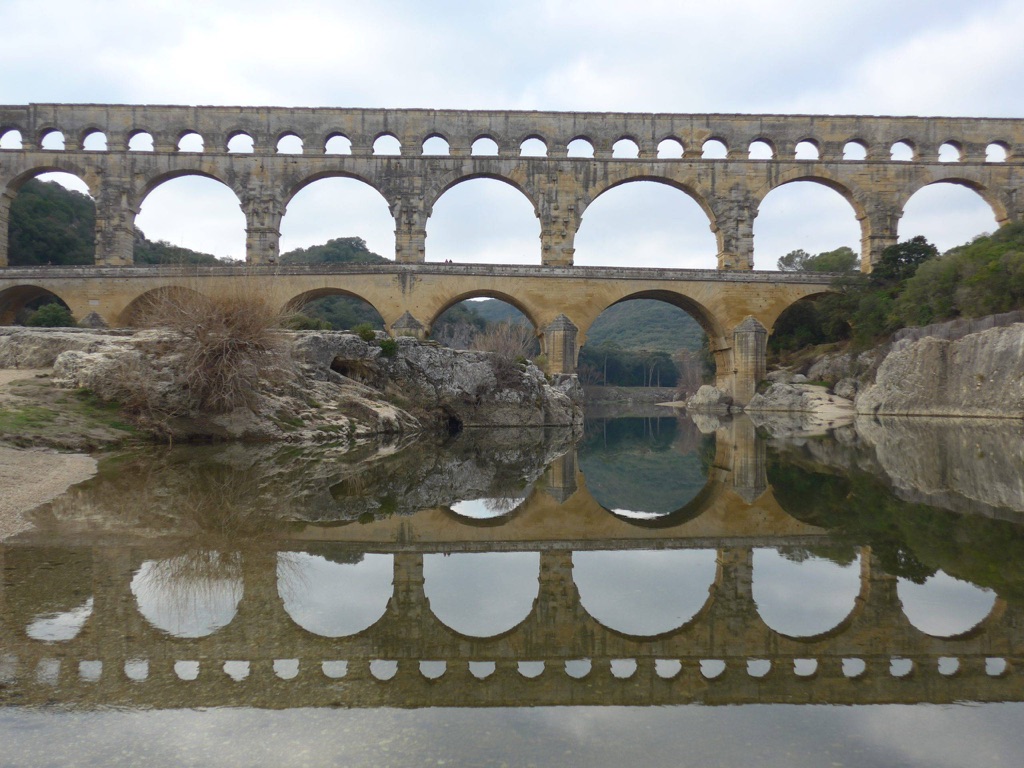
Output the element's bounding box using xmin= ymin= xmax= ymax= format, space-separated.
xmin=1 ymin=106 xmax=1021 ymax=162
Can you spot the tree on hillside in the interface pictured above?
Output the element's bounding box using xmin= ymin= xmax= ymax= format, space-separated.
xmin=279 ymin=237 xmax=389 ymax=265
xmin=777 ymin=246 xmax=859 ymax=273
xmin=870 ymin=236 xmax=938 ymax=284
xmin=8 ymin=179 xmax=96 ymax=266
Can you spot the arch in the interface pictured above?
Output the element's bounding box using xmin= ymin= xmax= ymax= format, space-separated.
xmin=227 ymin=132 xmax=254 ymax=153
xmin=752 ymin=548 xmax=863 ymax=638
xmin=127 ymin=130 xmax=154 ymax=152
xmin=574 ymin=177 xmax=719 ymax=270
xmin=372 ymin=133 xmax=401 ymax=156
xmin=40 ymin=129 xmax=65 ymax=150
xmin=283 ymin=288 xmax=386 ymax=330
xmin=471 ymin=136 xmax=499 ymax=156
xmin=81 ymin=130 xmax=107 ymax=151
xmin=432 ymin=296 xmax=540 ymax=357
xmin=612 ymin=138 xmax=639 ymax=158
xmin=573 ymin=549 xmax=717 ymax=637
xmin=428 ymin=289 xmax=541 ymax=333
xmin=0 ymin=285 xmax=73 ymax=325
xmin=5 ymin=170 xmax=97 ymax=268
xmin=898 ymin=180 xmax=1001 ymax=251
xmin=938 ymin=141 xmax=962 ymax=162
xmin=749 ymin=139 xmax=774 ymax=160
xmin=986 ymin=142 xmax=1009 ymax=162
xmin=0 ymin=128 xmax=23 ymax=149
xmin=424 ymin=174 xmax=541 ymax=265
xmin=324 ymin=133 xmax=352 ymax=155
xmin=843 ymin=140 xmax=868 ymax=160
xmin=520 ymin=136 xmax=547 ymax=157
xmin=657 ymin=137 xmax=684 ymax=159
xmin=890 ymin=140 xmax=914 ymax=161
xmin=566 ymin=137 xmax=594 ymax=158
xmin=446 ymin=495 xmax=530 ymax=523
xmin=278 ymin=551 xmax=393 ymax=637
xmin=422 ymin=134 xmax=450 ymax=155
xmin=118 ymin=285 xmax=206 ymax=326
xmin=897 ymin=570 xmax=998 ymax=638
xmin=276 ymin=133 xmax=303 ymax=155
xmin=177 ymin=131 xmax=204 ymax=152
xmin=26 ymin=597 xmax=93 ymax=642
xmin=423 ymin=551 xmax=540 ymax=638
xmin=702 ymin=138 xmax=727 ymax=159
xmin=794 ymin=139 xmax=820 ymax=160
xmin=135 ymin=173 xmax=246 ymax=261
xmin=131 ymin=552 xmax=243 ymax=639
xmin=753 ymin=177 xmax=863 ymax=271
xmin=280 ymin=174 xmax=395 ymax=262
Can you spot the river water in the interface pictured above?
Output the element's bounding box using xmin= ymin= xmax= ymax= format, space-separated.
xmin=2 ymin=410 xmax=1023 ymax=767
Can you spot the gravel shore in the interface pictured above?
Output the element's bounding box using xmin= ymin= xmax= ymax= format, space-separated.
xmin=0 ymin=369 xmax=98 ymax=539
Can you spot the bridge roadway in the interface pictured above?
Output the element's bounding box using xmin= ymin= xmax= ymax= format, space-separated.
xmin=0 ymin=262 xmax=834 ymax=403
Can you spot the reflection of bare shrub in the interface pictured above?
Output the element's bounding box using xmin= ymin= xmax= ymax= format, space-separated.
xmin=471 ymin=322 xmax=539 ymax=361
xmin=132 ymin=280 xmax=294 ymax=414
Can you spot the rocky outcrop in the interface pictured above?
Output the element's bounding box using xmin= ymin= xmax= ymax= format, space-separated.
xmin=856 ymin=323 xmax=1024 ymax=418
xmin=0 ymin=327 xmax=130 ymax=369
xmin=685 ymin=385 xmax=733 ymax=413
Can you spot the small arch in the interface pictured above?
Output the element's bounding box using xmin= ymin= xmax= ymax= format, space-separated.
xmin=431 ymin=296 xmax=539 ymax=358
xmin=372 ymin=133 xmax=401 ymax=156
xmin=40 ymin=130 xmax=65 ymax=150
xmin=277 ymin=133 xmax=303 ymax=155
xmin=573 ymin=550 xmax=717 ymax=637
xmin=81 ymin=131 xmax=107 ymax=151
xmin=284 ymin=288 xmax=386 ymax=332
xmin=567 ymin=137 xmax=594 ymax=158
xmin=748 ymin=140 xmax=774 ymax=160
xmin=325 ymin=134 xmax=352 ymax=155
xmin=612 ymin=138 xmax=639 ymax=159
xmin=938 ymin=141 xmax=962 ymax=163
xmin=0 ymin=286 xmax=75 ymax=326
xmin=657 ymin=138 xmax=684 ymax=159
xmin=471 ymin=136 xmax=499 ymax=156
xmin=177 ymin=131 xmax=204 ymax=153
xmin=0 ymin=129 xmax=23 ymax=149
xmin=118 ymin=286 xmax=205 ymax=326
xmin=520 ymin=137 xmax=547 ymax=157
xmin=891 ymin=141 xmax=914 ymax=161
xmin=843 ymin=140 xmax=867 ymax=160
xmin=795 ymin=140 xmax=820 ymax=160
xmin=986 ymin=142 xmax=1008 ymax=162
xmin=128 ymin=131 xmax=154 ymax=152
xmin=702 ymin=139 xmax=727 ymax=159
xmin=227 ymin=133 xmax=254 ymax=153
xmin=429 ymin=290 xmax=540 ymax=333
xmin=423 ymin=552 xmax=540 ymax=638
xmin=422 ymin=134 xmax=450 ymax=155
xmin=278 ymin=551 xmax=394 ymax=637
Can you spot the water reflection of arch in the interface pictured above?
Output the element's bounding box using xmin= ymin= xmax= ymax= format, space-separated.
xmin=440 ymin=493 xmax=533 ymax=528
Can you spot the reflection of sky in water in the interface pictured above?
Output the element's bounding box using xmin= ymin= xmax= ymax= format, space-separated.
xmin=423 ymin=552 xmax=539 ymax=637
xmin=450 ymin=497 xmax=524 ymax=520
xmin=898 ymin=570 xmax=996 ymax=636
xmin=131 ymin=554 xmax=243 ymax=638
xmin=611 ymin=508 xmax=663 ymax=520
xmin=26 ymin=598 xmax=94 ymax=642
xmin=278 ymin=553 xmax=393 ymax=638
xmin=753 ymin=549 xmax=861 ymax=637
xmin=572 ymin=550 xmax=717 ymax=636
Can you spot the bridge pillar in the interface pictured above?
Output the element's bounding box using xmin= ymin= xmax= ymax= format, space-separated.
xmin=716 ymin=416 xmax=766 ymax=502
xmin=243 ymin=197 xmax=284 ymax=264
xmin=94 ymin=182 xmax=136 ymax=266
xmin=391 ymin=311 xmax=427 ymax=340
xmin=730 ymin=316 xmax=767 ymax=406
xmin=0 ymin=191 xmax=10 ymax=267
xmin=543 ymin=314 xmax=578 ymax=375
xmin=710 ymin=193 xmax=756 ymax=270
xmin=859 ymin=204 xmax=901 ymax=273
xmin=542 ymin=448 xmax=577 ymax=503
xmin=393 ymin=196 xmax=427 ymax=263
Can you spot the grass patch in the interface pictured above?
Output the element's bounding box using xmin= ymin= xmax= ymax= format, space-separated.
xmin=0 ymin=406 xmax=59 ymax=431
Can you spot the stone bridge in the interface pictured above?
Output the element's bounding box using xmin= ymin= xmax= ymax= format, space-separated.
xmin=2 ymin=104 xmax=1023 ymax=270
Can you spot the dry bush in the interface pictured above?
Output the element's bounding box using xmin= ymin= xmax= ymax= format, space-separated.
xmin=132 ymin=280 xmax=294 ymax=414
xmin=470 ymin=322 xmax=540 ymax=361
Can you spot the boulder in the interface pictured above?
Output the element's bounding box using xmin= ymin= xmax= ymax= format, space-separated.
xmin=685 ymin=385 xmax=733 ymax=413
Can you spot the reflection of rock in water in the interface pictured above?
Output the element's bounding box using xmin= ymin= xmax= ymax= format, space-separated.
xmin=579 ymin=415 xmax=714 ymax=516
xmin=23 ymin=427 xmax=577 ymax=535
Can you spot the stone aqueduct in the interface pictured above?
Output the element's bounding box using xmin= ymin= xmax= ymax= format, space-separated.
xmin=2 ymin=105 xmax=1024 ymax=401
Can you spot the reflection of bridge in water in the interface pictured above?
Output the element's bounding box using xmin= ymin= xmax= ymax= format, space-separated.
xmin=1 ymin=421 xmax=1021 ymax=710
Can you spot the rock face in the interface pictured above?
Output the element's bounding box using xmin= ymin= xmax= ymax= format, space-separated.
xmin=856 ymin=323 xmax=1024 ymax=418
xmin=685 ymin=385 xmax=733 ymax=413
xmin=4 ymin=329 xmax=583 ymax=442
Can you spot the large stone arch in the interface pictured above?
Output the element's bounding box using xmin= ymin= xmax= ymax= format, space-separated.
xmin=0 ymin=284 xmax=72 ymax=325
xmin=4 ymin=163 xmax=101 ymax=198
xmin=136 ymin=167 xmax=240 ymax=207
xmin=578 ymin=174 xmax=718 ymax=233
xmin=898 ymin=173 xmax=1010 ymax=226
xmin=423 ymin=169 xmax=541 ymax=219
xmin=283 ymin=287 xmax=386 ymax=325
xmin=576 ymin=288 xmax=724 ymax=352
xmin=426 ymin=288 xmax=542 ymax=336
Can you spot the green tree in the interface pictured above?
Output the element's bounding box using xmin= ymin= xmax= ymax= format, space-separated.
xmin=25 ymin=302 xmax=75 ymax=327
xmin=870 ymin=236 xmax=938 ymax=284
xmin=777 ymin=246 xmax=859 ymax=273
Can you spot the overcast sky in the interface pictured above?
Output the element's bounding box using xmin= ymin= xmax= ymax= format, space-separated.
xmin=1 ymin=0 xmax=1019 ymax=267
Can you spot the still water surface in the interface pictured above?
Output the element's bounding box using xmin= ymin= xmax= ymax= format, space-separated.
xmin=2 ymin=412 xmax=1023 ymax=766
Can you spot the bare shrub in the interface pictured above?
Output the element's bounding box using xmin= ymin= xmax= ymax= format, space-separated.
xmin=131 ymin=279 xmax=294 ymax=414
xmin=471 ymin=322 xmax=539 ymax=361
